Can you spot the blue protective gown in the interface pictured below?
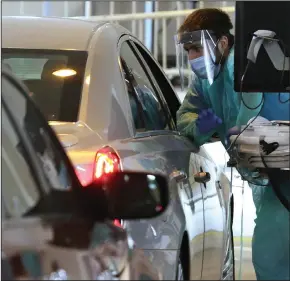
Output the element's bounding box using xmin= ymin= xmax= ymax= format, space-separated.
xmin=252 ymin=93 xmax=290 ymax=280
xmin=177 ymin=48 xmax=290 ymax=280
xmin=177 ymin=48 xmax=264 ymax=147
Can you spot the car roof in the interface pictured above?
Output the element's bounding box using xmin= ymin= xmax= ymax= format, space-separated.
xmin=2 ymin=16 xmax=108 ymax=51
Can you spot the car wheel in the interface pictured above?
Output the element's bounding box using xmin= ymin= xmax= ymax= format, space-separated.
xmin=176 ymin=258 xmax=184 ymax=280
xmin=222 ymin=196 xmax=235 ymax=280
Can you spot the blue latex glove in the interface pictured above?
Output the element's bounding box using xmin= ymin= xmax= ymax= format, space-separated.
xmin=196 ymin=108 xmax=222 ymax=134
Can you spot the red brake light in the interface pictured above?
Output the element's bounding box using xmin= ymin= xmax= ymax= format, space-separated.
xmin=113 ymin=219 xmax=123 ymax=228
xmin=94 ymin=147 xmax=121 ymax=180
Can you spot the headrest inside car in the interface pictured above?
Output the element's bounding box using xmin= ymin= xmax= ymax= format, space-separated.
xmin=2 ymin=63 xmax=12 ymax=72
xmin=41 ymin=59 xmax=67 ymax=81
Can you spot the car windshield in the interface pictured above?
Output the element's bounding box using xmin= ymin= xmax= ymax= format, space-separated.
xmin=2 ymin=48 xmax=88 ymax=122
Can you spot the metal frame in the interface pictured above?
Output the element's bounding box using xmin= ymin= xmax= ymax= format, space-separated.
xmin=69 ymin=5 xmax=235 ymax=70
xmin=117 ymin=34 xmax=180 ymax=138
xmin=15 ymin=2 xmax=234 ymax=70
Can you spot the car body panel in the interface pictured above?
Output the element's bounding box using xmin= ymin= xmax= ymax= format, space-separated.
xmin=2 ymin=16 xmax=104 ymax=51
xmin=78 ymin=23 xmax=134 ymax=138
xmin=196 ymin=150 xmax=226 ymax=279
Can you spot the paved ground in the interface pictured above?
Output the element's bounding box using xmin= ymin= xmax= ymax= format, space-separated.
xmin=232 ymin=180 xmax=257 ymax=280
xmin=203 ymin=142 xmax=257 ymax=280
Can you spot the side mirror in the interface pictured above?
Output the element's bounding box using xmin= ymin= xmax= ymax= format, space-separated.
xmin=83 ymin=171 xmax=169 ymax=220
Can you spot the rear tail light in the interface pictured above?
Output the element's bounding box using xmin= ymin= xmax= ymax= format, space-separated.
xmin=93 ymin=146 xmax=121 ymax=181
xmin=75 ymin=147 xmax=123 ymax=228
xmin=113 ymin=219 xmax=123 ymax=228
xmin=95 ymin=147 xmax=123 ymax=229
xmin=74 ymin=147 xmax=121 ymax=186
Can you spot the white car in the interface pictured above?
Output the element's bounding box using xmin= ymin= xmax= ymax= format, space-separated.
xmin=2 ymin=67 xmax=167 ymax=280
xmin=3 ymin=16 xmax=234 ymax=280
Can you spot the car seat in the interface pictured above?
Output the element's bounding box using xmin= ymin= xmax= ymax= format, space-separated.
xmin=24 ymin=60 xmax=66 ymax=120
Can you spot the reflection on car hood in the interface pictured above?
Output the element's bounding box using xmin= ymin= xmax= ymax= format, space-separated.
xmin=48 ymin=121 xmax=107 ymax=186
xmin=49 ymin=121 xmax=103 ymax=149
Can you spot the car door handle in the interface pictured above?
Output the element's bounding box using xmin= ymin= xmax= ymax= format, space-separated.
xmin=171 ymin=170 xmax=187 ymax=182
xmin=194 ymin=172 xmax=211 ymax=183
xmin=216 ymin=181 xmax=222 ymax=189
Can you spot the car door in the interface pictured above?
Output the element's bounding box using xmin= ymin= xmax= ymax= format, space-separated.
xmin=195 ymin=147 xmax=226 ymax=279
xmin=116 ymin=36 xmax=205 ymax=280
xmin=127 ymin=40 xmax=226 ymax=279
xmin=2 ymin=79 xmax=86 ymax=280
xmin=1 ymin=70 xmax=135 ymax=280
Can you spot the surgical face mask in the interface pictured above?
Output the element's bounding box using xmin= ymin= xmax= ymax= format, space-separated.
xmin=189 ymin=56 xmax=221 ymax=84
xmin=189 ymin=42 xmax=225 ymax=84
xmin=189 ymin=56 xmax=207 ymax=78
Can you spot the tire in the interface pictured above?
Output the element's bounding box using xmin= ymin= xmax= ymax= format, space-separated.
xmin=222 ymin=196 xmax=235 ymax=280
xmin=176 ymin=258 xmax=184 ymax=280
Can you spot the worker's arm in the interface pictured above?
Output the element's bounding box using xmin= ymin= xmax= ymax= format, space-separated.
xmin=235 ymin=92 xmax=264 ymax=127
xmin=176 ymin=77 xmax=217 ymax=147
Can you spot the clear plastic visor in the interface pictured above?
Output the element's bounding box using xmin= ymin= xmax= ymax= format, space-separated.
xmin=175 ymin=30 xmax=220 ymax=89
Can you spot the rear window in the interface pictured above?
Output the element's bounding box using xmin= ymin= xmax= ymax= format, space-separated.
xmin=2 ymin=48 xmax=88 ymax=122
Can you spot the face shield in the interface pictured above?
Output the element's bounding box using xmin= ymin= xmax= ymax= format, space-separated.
xmin=175 ymin=30 xmax=224 ymax=89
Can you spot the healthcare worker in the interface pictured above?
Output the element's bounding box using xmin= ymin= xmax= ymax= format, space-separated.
xmin=175 ymin=8 xmax=290 ymax=280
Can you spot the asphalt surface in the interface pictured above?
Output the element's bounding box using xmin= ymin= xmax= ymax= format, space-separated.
xmin=203 ymin=141 xmax=257 ymax=280
xmin=233 ymin=184 xmax=256 ymax=280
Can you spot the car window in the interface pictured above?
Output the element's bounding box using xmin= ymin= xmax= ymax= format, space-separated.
xmin=2 ymin=71 xmax=75 ymax=218
xmin=132 ymin=42 xmax=181 ymax=126
xmin=3 ymin=48 xmax=87 ymax=122
xmin=119 ymin=41 xmax=169 ymax=132
xmin=3 ymin=57 xmax=49 ymax=80
xmin=119 ymin=62 xmax=146 ymax=132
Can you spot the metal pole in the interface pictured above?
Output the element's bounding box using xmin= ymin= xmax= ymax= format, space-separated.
xmin=42 ymin=1 xmax=50 ymax=17
xmin=138 ymin=19 xmax=144 ymax=42
xmin=109 ymin=1 xmax=115 ymax=23
xmin=131 ymin=1 xmax=137 ymax=35
xmin=144 ymin=1 xmax=153 ymax=52
xmin=19 ymin=1 xmax=25 ymax=15
xmin=238 ymin=179 xmax=245 ymax=280
xmin=85 ymin=1 xmax=92 ymax=18
xmin=176 ymin=1 xmax=183 ymax=67
xmin=153 ymin=1 xmax=159 ymax=60
xmin=176 ymin=1 xmax=183 ymax=30
xmin=64 ymin=1 xmax=69 ymax=17
xmin=109 ymin=1 xmax=115 ymax=15
xmin=162 ymin=18 xmax=167 ymax=69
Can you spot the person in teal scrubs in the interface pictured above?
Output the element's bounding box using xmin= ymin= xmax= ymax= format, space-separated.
xmin=175 ymin=8 xmax=290 ymax=280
